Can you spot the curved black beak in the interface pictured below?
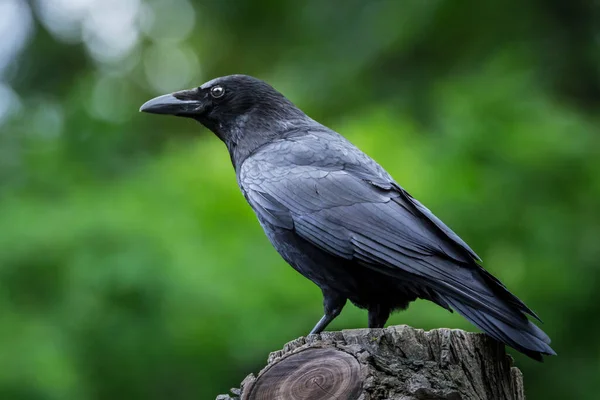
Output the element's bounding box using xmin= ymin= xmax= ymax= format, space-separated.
xmin=139 ymin=89 xmax=204 ymax=116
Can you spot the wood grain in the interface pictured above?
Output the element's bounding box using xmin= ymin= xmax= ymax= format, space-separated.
xmin=217 ymin=325 xmax=525 ymax=400
xmin=244 ymin=348 xmax=361 ymax=400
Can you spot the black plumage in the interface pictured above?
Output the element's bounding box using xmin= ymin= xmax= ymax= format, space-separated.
xmin=140 ymin=75 xmax=556 ymax=360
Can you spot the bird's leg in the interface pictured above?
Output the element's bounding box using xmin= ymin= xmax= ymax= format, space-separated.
xmin=309 ymin=291 xmax=346 ymax=335
xmin=368 ymin=304 xmax=391 ymax=329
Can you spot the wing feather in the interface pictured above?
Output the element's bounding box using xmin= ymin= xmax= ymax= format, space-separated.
xmin=240 ymin=132 xmax=543 ymax=334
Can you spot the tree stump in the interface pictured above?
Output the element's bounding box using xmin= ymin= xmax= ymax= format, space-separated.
xmin=216 ymin=325 xmax=525 ymax=400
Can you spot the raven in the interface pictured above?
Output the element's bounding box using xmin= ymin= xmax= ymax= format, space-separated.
xmin=140 ymin=74 xmax=556 ymax=360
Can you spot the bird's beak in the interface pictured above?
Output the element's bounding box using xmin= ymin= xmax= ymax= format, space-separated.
xmin=139 ymin=89 xmax=204 ymax=116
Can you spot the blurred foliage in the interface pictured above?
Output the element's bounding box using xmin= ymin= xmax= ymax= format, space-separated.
xmin=0 ymin=0 xmax=599 ymax=399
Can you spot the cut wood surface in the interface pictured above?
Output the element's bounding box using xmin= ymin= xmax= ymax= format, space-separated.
xmin=216 ymin=325 xmax=525 ymax=400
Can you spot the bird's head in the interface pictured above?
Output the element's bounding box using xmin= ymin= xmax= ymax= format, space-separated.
xmin=140 ymin=74 xmax=307 ymax=143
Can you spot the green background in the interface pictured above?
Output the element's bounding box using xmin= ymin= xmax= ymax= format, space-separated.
xmin=0 ymin=0 xmax=598 ymax=398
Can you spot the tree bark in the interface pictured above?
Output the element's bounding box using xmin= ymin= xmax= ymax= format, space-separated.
xmin=216 ymin=325 xmax=525 ymax=400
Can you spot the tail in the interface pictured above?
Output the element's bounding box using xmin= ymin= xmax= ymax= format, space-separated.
xmin=435 ymin=266 xmax=556 ymax=361
xmin=443 ymin=296 xmax=555 ymax=361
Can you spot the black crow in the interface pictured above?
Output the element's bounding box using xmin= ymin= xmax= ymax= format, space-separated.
xmin=140 ymin=75 xmax=556 ymax=360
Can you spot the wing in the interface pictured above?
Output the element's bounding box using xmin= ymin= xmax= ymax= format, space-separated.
xmin=239 ymin=130 xmax=554 ymax=358
xmin=240 ymin=130 xmax=481 ymax=265
xmin=243 ymin=156 xmax=482 ymax=292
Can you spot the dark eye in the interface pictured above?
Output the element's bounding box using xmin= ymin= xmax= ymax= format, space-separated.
xmin=210 ymin=85 xmax=225 ymax=98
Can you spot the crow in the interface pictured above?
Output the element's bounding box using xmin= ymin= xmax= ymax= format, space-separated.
xmin=140 ymin=74 xmax=556 ymax=360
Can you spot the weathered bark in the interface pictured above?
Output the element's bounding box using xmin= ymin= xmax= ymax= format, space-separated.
xmin=217 ymin=325 xmax=525 ymax=400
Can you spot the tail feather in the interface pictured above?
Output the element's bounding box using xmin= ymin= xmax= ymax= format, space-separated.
xmin=477 ymin=266 xmax=542 ymax=322
xmin=418 ymin=258 xmax=555 ymax=360
xmin=443 ymin=296 xmax=556 ymax=361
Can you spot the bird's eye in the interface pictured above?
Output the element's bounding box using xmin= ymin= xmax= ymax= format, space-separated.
xmin=210 ymin=85 xmax=225 ymax=98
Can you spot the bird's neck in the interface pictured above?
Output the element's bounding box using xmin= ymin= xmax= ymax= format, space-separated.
xmin=214 ymin=108 xmax=313 ymax=171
